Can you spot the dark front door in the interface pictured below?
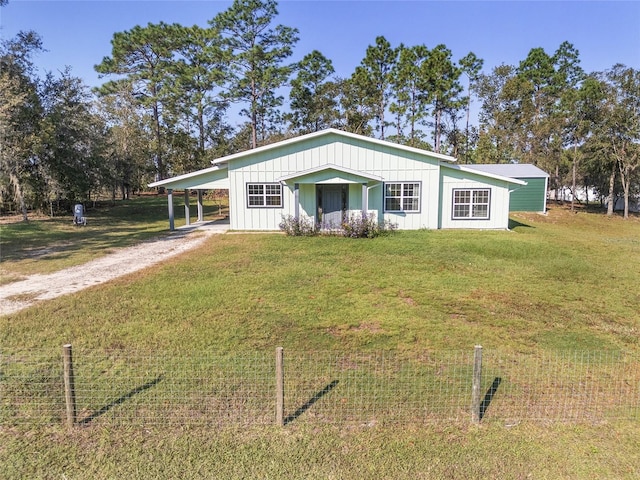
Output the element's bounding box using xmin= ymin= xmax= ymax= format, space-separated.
xmin=317 ymin=185 xmax=347 ymax=228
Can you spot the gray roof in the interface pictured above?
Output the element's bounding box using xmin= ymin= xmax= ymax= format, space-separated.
xmin=465 ymin=164 xmax=549 ymax=179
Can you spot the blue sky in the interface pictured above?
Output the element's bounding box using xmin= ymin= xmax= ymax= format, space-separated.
xmin=2 ymin=1 xmax=639 ymax=108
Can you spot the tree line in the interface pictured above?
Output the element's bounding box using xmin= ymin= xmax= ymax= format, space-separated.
xmin=1 ymin=0 xmax=638 ymax=220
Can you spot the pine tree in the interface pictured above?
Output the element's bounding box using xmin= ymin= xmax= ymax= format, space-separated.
xmin=210 ymin=0 xmax=299 ymax=148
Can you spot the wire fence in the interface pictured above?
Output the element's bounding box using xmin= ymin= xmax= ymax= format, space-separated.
xmin=2 ymin=347 xmax=639 ymax=429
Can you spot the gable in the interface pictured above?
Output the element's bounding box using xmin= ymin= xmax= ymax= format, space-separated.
xmin=277 ymin=164 xmax=384 ymax=185
xmin=224 ymin=135 xmax=450 ymax=182
xmin=215 ymin=129 xmax=456 ymax=173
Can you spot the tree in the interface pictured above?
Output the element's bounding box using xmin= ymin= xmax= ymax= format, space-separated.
xmin=40 ymin=69 xmax=106 ymax=206
xmin=352 ymin=36 xmax=397 ymax=140
xmin=511 ymin=43 xmax=585 ymax=196
xmin=98 ymin=79 xmax=153 ymax=200
xmin=459 ymin=52 xmax=484 ymax=163
xmin=95 ymin=22 xmax=182 ymax=181
xmin=475 ymin=64 xmax=518 ymax=164
xmin=0 ymin=31 xmax=44 ymax=220
xmin=389 ymin=44 xmax=430 ymax=147
xmin=596 ymin=65 xmax=640 ymax=218
xmin=423 ymin=44 xmax=464 ymax=153
xmin=287 ymin=50 xmax=338 ymax=134
xmin=210 ymin=0 xmax=299 ymax=148
xmin=560 ymin=74 xmax=600 ymax=211
xmin=167 ymin=24 xmax=230 ymax=165
xmin=334 ymin=76 xmax=375 ymax=136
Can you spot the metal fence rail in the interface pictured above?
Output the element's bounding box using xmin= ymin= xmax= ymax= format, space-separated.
xmin=1 ymin=347 xmax=638 ymax=428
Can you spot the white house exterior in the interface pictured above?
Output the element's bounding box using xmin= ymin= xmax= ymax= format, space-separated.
xmin=150 ymin=129 xmax=526 ymax=231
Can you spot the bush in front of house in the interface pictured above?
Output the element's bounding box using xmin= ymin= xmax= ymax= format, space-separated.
xmin=280 ymin=213 xmax=397 ymax=238
xmin=341 ymin=212 xmax=397 ymax=238
xmin=279 ymin=215 xmax=317 ymax=236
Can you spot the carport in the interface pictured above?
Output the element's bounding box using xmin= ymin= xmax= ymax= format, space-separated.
xmin=148 ymin=165 xmax=229 ymax=231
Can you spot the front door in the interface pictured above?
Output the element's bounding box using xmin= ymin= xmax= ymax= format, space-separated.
xmin=317 ymin=185 xmax=348 ymax=228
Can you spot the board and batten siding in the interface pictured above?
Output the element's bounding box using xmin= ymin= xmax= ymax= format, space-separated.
xmin=439 ymin=167 xmax=513 ymax=229
xmin=509 ymin=177 xmax=547 ymax=212
xmin=229 ymin=134 xmax=443 ymax=230
xmin=464 ymin=164 xmax=548 ymax=213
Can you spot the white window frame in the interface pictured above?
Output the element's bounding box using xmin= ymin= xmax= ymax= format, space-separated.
xmin=452 ymin=188 xmax=491 ymax=220
xmin=384 ymin=182 xmax=421 ymax=213
xmin=247 ymin=183 xmax=283 ymax=208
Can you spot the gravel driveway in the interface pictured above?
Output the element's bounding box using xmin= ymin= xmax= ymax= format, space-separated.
xmin=0 ymin=222 xmax=228 ymax=316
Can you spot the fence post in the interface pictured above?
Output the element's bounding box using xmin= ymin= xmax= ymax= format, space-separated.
xmin=62 ymin=344 xmax=77 ymax=428
xmin=471 ymin=345 xmax=483 ymax=424
xmin=276 ymin=346 xmax=284 ymax=426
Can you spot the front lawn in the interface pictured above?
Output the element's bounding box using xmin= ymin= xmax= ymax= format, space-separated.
xmin=1 ymin=200 xmax=639 ymax=479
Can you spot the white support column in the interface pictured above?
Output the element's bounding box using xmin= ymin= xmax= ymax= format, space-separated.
xmin=168 ymin=189 xmax=175 ymax=231
xmin=294 ymin=183 xmax=300 ymax=218
xmin=184 ymin=189 xmax=190 ymax=226
xmin=362 ymin=183 xmax=368 ymax=215
xmin=197 ymin=190 xmax=204 ymax=222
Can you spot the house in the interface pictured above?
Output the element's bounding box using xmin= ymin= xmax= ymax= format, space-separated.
xmin=465 ymin=164 xmax=549 ymax=213
xmin=149 ymin=128 xmax=530 ymax=231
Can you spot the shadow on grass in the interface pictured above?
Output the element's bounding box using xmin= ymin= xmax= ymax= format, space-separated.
xmin=508 ymin=218 xmax=533 ymax=230
xmin=284 ymin=380 xmax=339 ymax=425
xmin=480 ymin=377 xmax=502 ymax=421
xmin=79 ymin=375 xmax=163 ymax=426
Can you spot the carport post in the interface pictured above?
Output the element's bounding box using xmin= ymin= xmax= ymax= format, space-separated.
xmin=197 ymin=190 xmax=204 ymax=222
xmin=167 ymin=189 xmax=175 ymax=231
xmin=362 ymin=183 xmax=368 ymax=215
xmin=184 ymin=189 xmax=190 ymax=226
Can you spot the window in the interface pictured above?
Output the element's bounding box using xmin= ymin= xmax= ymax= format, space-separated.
xmin=452 ymin=188 xmax=491 ymax=219
xmin=384 ymin=182 xmax=421 ymax=212
xmin=247 ymin=183 xmax=282 ymax=208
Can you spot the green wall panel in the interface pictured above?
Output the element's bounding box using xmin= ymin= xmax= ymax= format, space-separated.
xmin=510 ymin=177 xmax=547 ymax=212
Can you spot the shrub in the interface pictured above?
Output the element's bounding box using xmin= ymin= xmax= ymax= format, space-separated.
xmin=341 ymin=212 xmax=397 ymax=238
xmin=279 ymin=215 xmax=317 ymax=236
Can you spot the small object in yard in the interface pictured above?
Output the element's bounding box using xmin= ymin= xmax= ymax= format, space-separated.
xmin=73 ymin=204 xmax=87 ymax=226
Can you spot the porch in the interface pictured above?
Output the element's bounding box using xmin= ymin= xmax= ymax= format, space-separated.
xmin=278 ymin=164 xmax=383 ymax=230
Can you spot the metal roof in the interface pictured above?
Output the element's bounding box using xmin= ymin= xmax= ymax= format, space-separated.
xmin=465 ymin=164 xmax=550 ymax=178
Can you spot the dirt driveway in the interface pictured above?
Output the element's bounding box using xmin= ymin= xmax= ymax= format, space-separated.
xmin=0 ymin=222 xmax=228 ymax=316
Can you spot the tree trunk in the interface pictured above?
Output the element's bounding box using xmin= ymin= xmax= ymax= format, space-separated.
xmin=465 ymin=88 xmax=471 ymax=164
xmin=571 ymin=143 xmax=577 ymax=212
xmin=607 ymin=163 xmax=616 ymax=216
xmin=584 ymin=184 xmax=589 ymax=206
xmin=380 ymin=97 xmax=385 ymax=140
xmin=153 ymin=100 xmax=163 ymax=180
xmin=9 ymin=173 xmax=28 ymax=221
xmin=198 ymin=102 xmax=206 ymax=155
xmin=251 ymin=77 xmax=258 ymax=149
xmin=434 ymin=105 xmax=442 ymax=153
xmin=620 ymin=168 xmax=630 ymax=220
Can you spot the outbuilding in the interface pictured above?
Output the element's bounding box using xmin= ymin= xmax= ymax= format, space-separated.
xmin=465 ymin=164 xmax=549 ymax=213
xmin=150 ymin=129 xmax=529 ymax=231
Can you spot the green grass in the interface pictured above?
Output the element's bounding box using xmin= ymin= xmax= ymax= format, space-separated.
xmin=2 ymin=422 xmax=639 ymax=479
xmin=3 ymin=203 xmax=637 ymax=355
xmin=0 ymin=194 xmax=225 ymax=277
xmin=1 ymin=199 xmax=640 ymax=478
